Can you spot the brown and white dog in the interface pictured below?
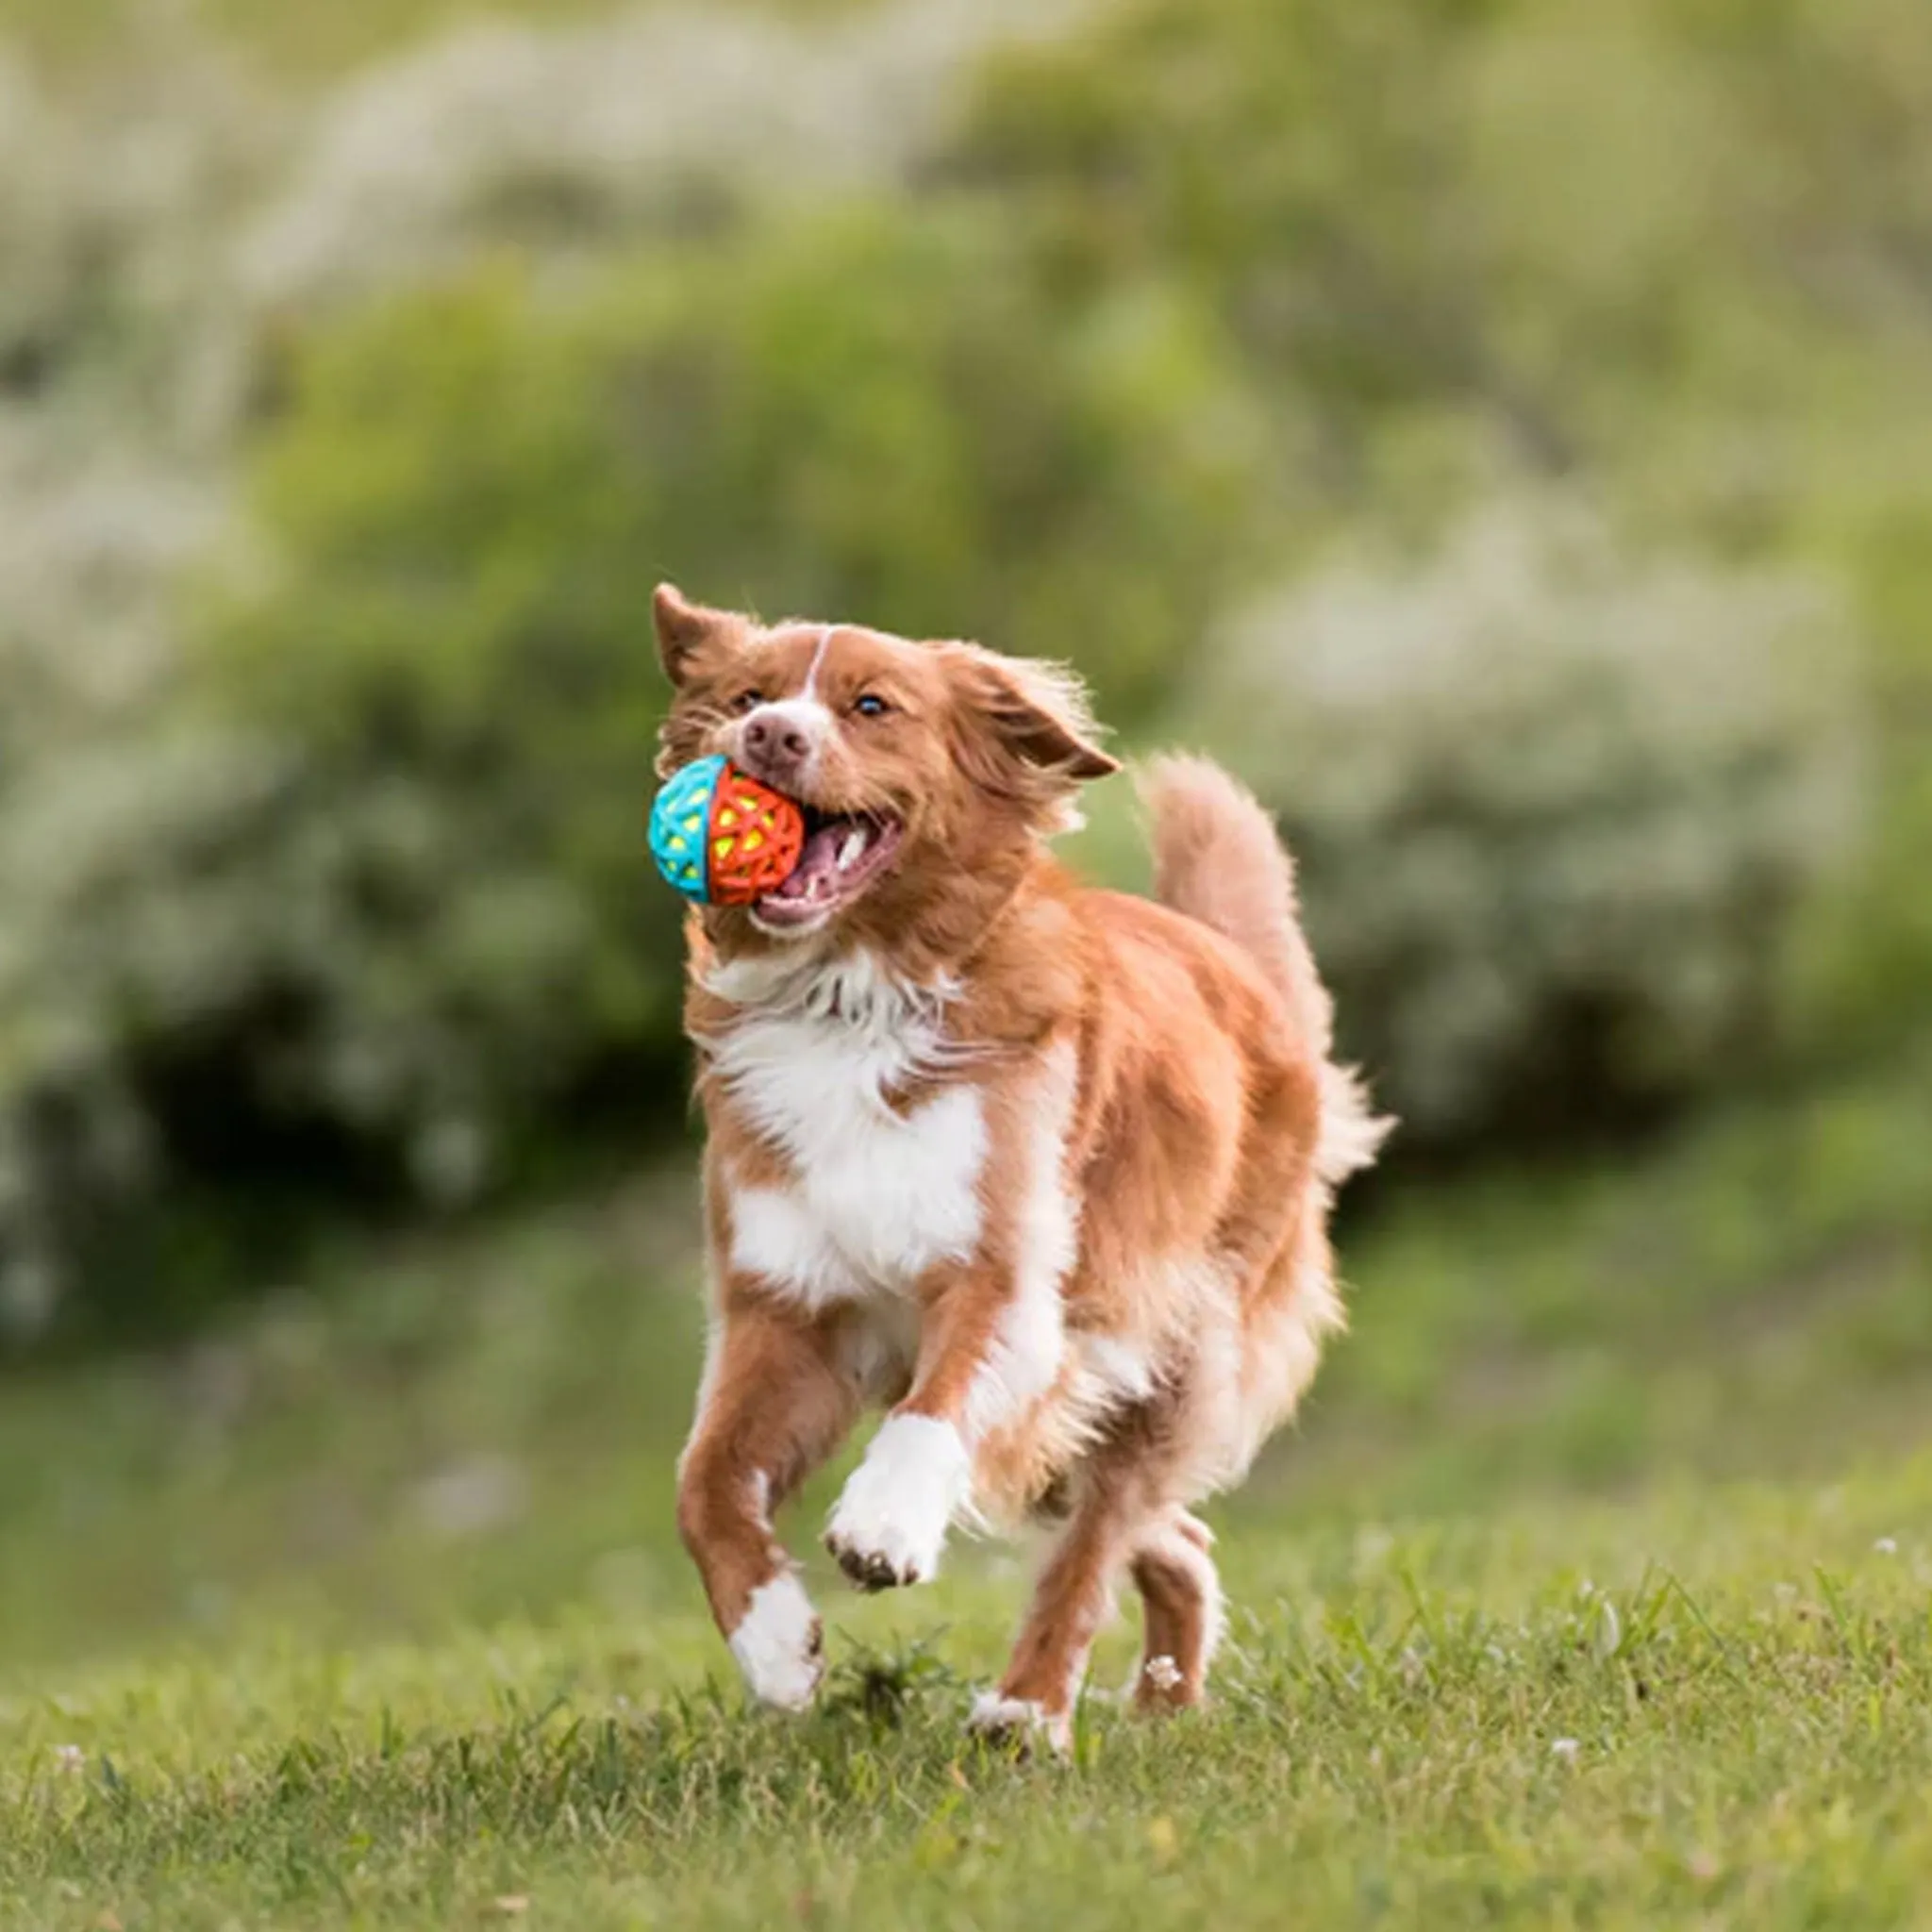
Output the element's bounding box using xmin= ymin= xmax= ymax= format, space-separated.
xmin=657 ymin=584 xmax=1388 ymax=1746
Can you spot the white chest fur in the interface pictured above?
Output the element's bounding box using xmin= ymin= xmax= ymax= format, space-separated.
xmin=707 ymin=955 xmax=989 ymax=1307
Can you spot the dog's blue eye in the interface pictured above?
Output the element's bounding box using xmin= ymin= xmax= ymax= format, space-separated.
xmin=854 ymin=693 xmax=890 ymax=719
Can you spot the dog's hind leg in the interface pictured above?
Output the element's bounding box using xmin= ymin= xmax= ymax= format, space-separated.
xmin=968 ymin=1475 xmax=1138 ymax=1754
xmin=1127 ymin=1508 xmax=1223 ymax=1713
xmin=968 ymin=1403 xmax=1186 ymax=1752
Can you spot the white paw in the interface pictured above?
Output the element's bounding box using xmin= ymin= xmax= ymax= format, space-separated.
xmin=967 ymin=1690 xmax=1071 ymax=1755
xmin=727 ymin=1572 xmax=824 ymax=1710
xmin=824 ymin=1413 xmax=970 ymax=1591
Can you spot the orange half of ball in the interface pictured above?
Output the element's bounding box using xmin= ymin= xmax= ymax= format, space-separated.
xmin=706 ymin=764 xmax=807 ymax=906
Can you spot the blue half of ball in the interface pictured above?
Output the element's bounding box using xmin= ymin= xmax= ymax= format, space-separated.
xmin=649 ymin=753 xmax=727 ymax=903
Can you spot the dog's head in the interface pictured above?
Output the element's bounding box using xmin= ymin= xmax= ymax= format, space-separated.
xmin=654 ymin=585 xmax=1118 ymax=945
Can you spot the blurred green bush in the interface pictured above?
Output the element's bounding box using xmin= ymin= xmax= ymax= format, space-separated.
xmin=3 ymin=0 xmax=1931 ymax=1339
xmin=0 ymin=208 xmax=1261 ymax=1337
xmin=1188 ymin=501 xmax=1862 ymax=1140
xmin=958 ymin=0 xmax=1932 ymax=1108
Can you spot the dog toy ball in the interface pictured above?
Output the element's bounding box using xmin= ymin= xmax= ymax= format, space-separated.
xmin=649 ymin=755 xmax=806 ymax=906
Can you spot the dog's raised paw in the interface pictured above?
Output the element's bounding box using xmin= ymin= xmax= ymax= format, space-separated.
xmin=823 ymin=1413 xmax=968 ymax=1592
xmin=822 ymin=1485 xmax=938 ymax=1591
xmin=825 ymin=1531 xmax=919 ymax=1592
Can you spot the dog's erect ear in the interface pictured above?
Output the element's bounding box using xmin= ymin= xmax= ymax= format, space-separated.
xmin=653 ymin=583 xmax=728 ymax=687
xmin=950 ymin=644 xmax=1121 ymax=785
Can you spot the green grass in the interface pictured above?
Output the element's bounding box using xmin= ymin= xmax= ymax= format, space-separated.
xmin=2 ymin=1471 xmax=1928 ymax=1929
xmin=3 ymin=1054 xmax=1926 ymax=1669
xmin=0 ymin=1056 xmax=1927 ymax=1924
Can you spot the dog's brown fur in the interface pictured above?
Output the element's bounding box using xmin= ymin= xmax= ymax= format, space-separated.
xmin=658 ymin=586 xmax=1388 ymax=1745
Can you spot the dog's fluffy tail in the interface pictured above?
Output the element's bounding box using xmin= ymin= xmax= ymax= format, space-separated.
xmin=1141 ymin=754 xmax=1391 ymax=1186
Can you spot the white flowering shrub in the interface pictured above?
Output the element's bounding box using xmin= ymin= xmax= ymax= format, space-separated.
xmin=0 ymin=43 xmax=264 ymax=735
xmin=0 ymin=46 xmax=270 ymax=1336
xmin=238 ymin=0 xmax=1073 ymax=314
xmin=0 ymin=0 xmax=1924 ymax=1341
xmin=1 ymin=0 xmax=1058 ymax=750
xmin=1193 ymin=502 xmax=1867 ymax=1139
xmin=0 ymin=1 xmax=1097 ymax=1339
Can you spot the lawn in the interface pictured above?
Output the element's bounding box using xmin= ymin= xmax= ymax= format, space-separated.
xmin=1 ymin=1469 xmax=1927 ymax=1929
xmin=0 ymin=1058 xmax=1927 ymax=1927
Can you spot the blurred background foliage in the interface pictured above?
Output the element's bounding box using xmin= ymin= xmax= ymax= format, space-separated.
xmin=0 ymin=0 xmax=1928 ymax=1657
xmin=3 ymin=0 xmax=1931 ymax=1338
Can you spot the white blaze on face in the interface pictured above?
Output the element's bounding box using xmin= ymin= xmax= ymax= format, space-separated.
xmin=800 ymin=624 xmax=836 ymax=701
xmin=732 ymin=625 xmax=841 ymax=783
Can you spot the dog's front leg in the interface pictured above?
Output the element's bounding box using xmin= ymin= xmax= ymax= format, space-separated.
xmin=678 ymin=1301 xmax=859 ymax=1708
xmin=825 ymin=1251 xmax=1070 ymax=1591
xmin=825 ymin=1045 xmax=1078 ymax=1592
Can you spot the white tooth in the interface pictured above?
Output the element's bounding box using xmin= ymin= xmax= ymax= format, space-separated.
xmin=837 ymin=827 xmax=867 ymax=870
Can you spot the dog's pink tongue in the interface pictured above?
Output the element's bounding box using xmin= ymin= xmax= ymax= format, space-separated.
xmin=768 ymin=824 xmax=844 ymax=903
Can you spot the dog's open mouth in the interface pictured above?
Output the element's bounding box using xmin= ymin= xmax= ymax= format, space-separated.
xmin=754 ymin=808 xmax=905 ymax=929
